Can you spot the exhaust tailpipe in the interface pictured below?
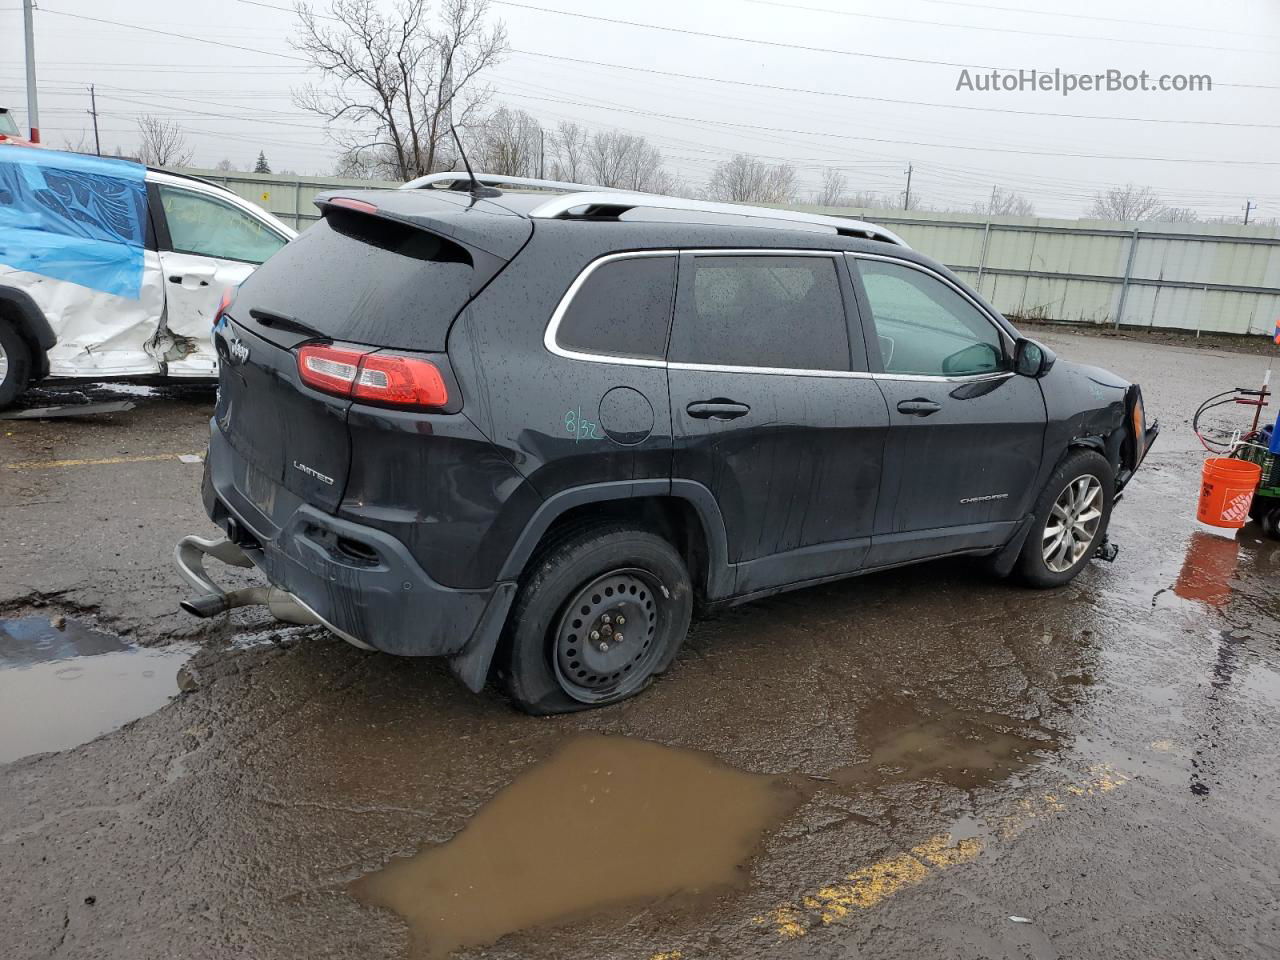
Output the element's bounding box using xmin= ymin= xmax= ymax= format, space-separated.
xmin=174 ymin=536 xmax=319 ymax=626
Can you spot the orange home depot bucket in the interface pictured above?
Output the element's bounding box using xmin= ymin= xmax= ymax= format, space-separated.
xmin=1197 ymin=457 xmax=1262 ymax=529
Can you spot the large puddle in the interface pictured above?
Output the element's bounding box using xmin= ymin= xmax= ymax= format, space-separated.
xmin=0 ymin=616 xmax=193 ymax=764
xmin=352 ymin=733 xmax=799 ymax=958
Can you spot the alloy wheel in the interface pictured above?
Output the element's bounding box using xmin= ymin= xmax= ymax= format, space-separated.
xmin=1042 ymin=475 xmax=1104 ymax=573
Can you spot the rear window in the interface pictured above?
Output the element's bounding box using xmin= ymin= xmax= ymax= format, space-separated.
xmin=233 ymin=210 xmax=475 ymax=351
xmin=555 ymin=255 xmax=676 ymax=360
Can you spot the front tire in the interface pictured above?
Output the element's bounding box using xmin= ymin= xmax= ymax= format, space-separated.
xmin=498 ymin=525 xmax=693 ymax=715
xmin=0 ymin=320 xmax=32 ymax=410
xmin=1015 ymin=449 xmax=1114 ymax=588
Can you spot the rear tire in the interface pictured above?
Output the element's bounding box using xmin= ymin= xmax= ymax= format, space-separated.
xmin=498 ymin=525 xmax=693 ymax=715
xmin=0 ymin=320 xmax=32 ymax=410
xmin=1015 ymin=449 xmax=1115 ymax=588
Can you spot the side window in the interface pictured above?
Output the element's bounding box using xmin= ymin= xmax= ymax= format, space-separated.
xmin=669 ymin=255 xmax=850 ymax=371
xmin=855 ymin=259 xmax=1005 ymax=377
xmin=158 ymin=185 xmax=287 ymax=265
xmin=555 ymin=255 xmax=676 ymax=360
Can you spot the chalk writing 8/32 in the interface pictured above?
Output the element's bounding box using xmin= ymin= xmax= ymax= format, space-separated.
xmin=564 ymin=406 xmax=602 ymax=442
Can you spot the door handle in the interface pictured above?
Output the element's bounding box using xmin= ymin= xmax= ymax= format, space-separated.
xmin=686 ymin=400 xmax=750 ymax=421
xmin=896 ymin=398 xmax=942 ymax=416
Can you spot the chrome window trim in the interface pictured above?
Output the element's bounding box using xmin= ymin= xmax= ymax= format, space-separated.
xmin=543 ymin=249 xmax=678 ymax=368
xmin=544 ymin=248 xmax=1016 ymax=385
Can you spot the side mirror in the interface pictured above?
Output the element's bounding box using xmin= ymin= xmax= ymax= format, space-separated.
xmin=1014 ymin=338 xmax=1055 ymax=378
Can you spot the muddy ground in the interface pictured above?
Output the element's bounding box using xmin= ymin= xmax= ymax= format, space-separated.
xmin=2 ymin=331 xmax=1279 ymax=960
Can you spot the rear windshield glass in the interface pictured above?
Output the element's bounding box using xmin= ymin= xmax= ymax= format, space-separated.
xmin=233 ymin=210 xmax=474 ymax=351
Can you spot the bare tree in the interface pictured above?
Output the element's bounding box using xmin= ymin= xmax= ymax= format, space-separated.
xmin=547 ymin=121 xmax=588 ymax=182
xmin=814 ymin=168 xmax=848 ymax=206
xmin=1088 ymin=183 xmax=1165 ymax=221
xmin=972 ymin=186 xmax=1035 ymax=217
xmin=136 ymin=115 xmax=193 ymax=167
xmin=1156 ymin=206 xmax=1200 ymax=223
xmin=707 ymin=154 xmax=798 ymax=204
xmin=472 ymin=106 xmax=542 ymax=177
xmin=293 ymin=0 xmax=507 ymax=181
xmin=213 ymin=158 xmax=238 ymax=172
xmin=576 ymin=129 xmax=663 ymax=191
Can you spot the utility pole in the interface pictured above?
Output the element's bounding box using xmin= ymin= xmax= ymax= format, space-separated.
xmin=903 ymin=162 xmax=913 ymax=211
xmin=22 ymin=0 xmax=40 ymax=142
xmin=88 ymin=84 xmax=101 ymax=156
xmin=989 ymin=184 xmax=998 ymax=214
xmin=538 ymin=126 xmax=545 ymax=179
xmin=1244 ymin=199 xmax=1258 ymax=225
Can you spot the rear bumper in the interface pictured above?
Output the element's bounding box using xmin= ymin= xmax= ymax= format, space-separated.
xmin=202 ymin=422 xmax=512 ymax=660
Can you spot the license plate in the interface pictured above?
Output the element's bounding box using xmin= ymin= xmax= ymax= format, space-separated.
xmin=244 ymin=462 xmax=278 ymax=518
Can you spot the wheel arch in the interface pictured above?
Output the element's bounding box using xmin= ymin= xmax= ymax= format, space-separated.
xmin=0 ymin=286 xmax=56 ymax=380
xmin=496 ymin=479 xmax=733 ymax=601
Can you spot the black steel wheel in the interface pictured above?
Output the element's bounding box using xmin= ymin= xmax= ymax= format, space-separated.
xmin=551 ymin=569 xmax=667 ymax=704
xmin=499 ymin=525 xmax=693 ymax=715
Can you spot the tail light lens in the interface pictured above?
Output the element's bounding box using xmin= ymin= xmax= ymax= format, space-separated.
xmin=352 ymin=353 xmax=448 ymax=407
xmin=296 ymin=344 xmax=449 ymax=409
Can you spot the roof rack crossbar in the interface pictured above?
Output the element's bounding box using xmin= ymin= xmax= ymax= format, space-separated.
xmin=528 ymin=191 xmax=908 ymax=247
xmin=401 ymin=171 xmax=640 ymax=194
xmin=400 ymin=171 xmax=907 ymax=247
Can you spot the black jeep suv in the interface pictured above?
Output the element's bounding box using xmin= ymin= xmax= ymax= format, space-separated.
xmin=178 ymin=175 xmax=1157 ymax=714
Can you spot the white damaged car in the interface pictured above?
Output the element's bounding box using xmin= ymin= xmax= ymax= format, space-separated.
xmin=0 ymin=145 xmax=295 ymax=407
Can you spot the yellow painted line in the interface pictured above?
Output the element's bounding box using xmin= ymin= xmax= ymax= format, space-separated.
xmin=749 ymin=764 xmax=1128 ymax=942
xmin=4 ymin=453 xmax=201 ymax=471
xmin=644 ymin=763 xmax=1129 ymax=955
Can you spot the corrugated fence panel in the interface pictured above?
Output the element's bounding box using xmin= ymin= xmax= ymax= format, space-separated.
xmin=170 ymin=174 xmax=1280 ymax=336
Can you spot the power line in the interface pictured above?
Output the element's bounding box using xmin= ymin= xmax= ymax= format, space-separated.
xmin=508 ymin=49 xmax=1280 ymax=132
xmin=488 ymin=86 xmax=1280 ymax=167
xmin=741 ymin=0 xmax=1273 ymax=54
xmin=888 ymin=0 xmax=1278 ymax=40
xmin=36 ymin=7 xmax=309 ymax=62
xmin=491 ymin=1 xmax=1280 ymax=91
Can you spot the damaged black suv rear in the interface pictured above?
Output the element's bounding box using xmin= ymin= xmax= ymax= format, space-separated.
xmin=177 ymin=175 xmax=1158 ymax=714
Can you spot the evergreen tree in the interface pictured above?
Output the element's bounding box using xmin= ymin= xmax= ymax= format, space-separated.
xmin=254 ymin=151 xmax=271 ymax=174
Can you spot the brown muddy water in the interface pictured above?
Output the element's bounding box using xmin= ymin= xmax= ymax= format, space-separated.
xmin=352 ymin=733 xmax=800 ymax=958
xmin=351 ymin=695 xmax=1056 ymax=958
xmin=0 ymin=616 xmax=192 ymax=764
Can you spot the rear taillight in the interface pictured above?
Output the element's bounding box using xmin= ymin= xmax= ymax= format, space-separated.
xmin=213 ymin=287 xmax=234 ymax=329
xmin=352 ymin=353 xmax=448 ymax=407
xmin=297 ymin=344 xmax=366 ymax=395
xmin=296 ymin=344 xmax=449 ymax=409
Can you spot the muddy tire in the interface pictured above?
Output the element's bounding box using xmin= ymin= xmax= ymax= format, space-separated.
xmin=1015 ymin=449 xmax=1115 ymax=588
xmin=0 ymin=319 xmax=32 ymax=410
xmin=498 ymin=525 xmax=693 ymax=715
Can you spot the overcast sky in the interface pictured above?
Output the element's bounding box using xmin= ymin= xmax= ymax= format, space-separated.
xmin=4 ymin=0 xmax=1279 ymax=219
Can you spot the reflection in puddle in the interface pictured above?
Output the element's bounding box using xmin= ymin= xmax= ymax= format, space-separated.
xmin=828 ymin=695 xmax=1058 ymax=791
xmin=352 ymin=734 xmax=798 ymax=958
xmin=0 ymin=616 xmax=193 ymax=764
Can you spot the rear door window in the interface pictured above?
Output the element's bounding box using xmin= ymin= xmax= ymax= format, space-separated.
xmin=555 ymin=255 xmax=676 ymax=360
xmin=853 ymin=258 xmax=1006 ymax=377
xmin=668 ymin=255 xmax=850 ymax=371
xmin=157 ymin=184 xmax=287 ymax=264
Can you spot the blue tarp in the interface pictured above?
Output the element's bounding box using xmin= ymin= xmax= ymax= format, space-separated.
xmin=0 ymin=147 xmax=148 ymax=299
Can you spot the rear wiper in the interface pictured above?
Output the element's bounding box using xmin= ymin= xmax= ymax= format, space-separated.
xmin=248 ymin=307 xmax=326 ymax=339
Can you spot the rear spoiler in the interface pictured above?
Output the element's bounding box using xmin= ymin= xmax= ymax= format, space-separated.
xmin=314 ymin=190 xmax=532 ymax=264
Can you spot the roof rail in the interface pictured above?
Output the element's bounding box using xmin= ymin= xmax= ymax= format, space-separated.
xmin=401 ymin=171 xmax=638 ymax=194
xmin=529 ymin=192 xmax=908 ymax=247
xmin=401 ymin=171 xmax=907 ymax=247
